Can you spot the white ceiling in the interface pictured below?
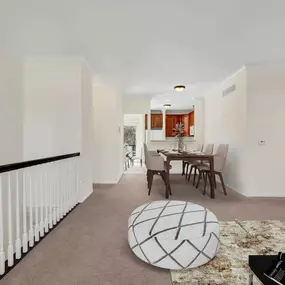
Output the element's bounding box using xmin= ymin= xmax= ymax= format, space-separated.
xmin=1 ymin=0 xmax=285 ymax=107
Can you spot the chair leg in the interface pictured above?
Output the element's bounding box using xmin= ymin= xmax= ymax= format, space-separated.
xmin=161 ymin=171 xmax=166 ymax=185
xmin=192 ymin=166 xmax=197 ymax=186
xmin=148 ymin=171 xmax=154 ymax=195
xmin=140 ymin=159 xmax=142 ymax=167
xmin=185 ymin=163 xmax=189 ymax=179
xmin=161 ymin=171 xmax=171 ymax=195
xmin=196 ymin=170 xmax=202 ymax=189
xmin=218 ymin=172 xmax=227 ymax=195
xmin=203 ymin=172 xmax=209 ymax=195
xmin=182 ymin=161 xmax=185 ymax=176
xmin=214 ymin=174 xmax=217 ymax=189
xmin=188 ymin=165 xmax=193 ymax=181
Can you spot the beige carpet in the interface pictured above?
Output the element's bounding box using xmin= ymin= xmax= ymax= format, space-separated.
xmin=1 ymin=174 xmax=285 ymax=285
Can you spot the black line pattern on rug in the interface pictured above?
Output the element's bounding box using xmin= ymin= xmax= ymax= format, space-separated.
xmin=174 ymin=202 xmax=188 ymax=240
xmin=131 ymin=221 xmax=219 ymax=250
xmin=185 ymin=236 xmax=212 ymax=268
xmin=149 ymin=201 xmax=171 ymax=235
xmin=153 ymin=237 xmax=185 ymax=269
xmin=128 ymin=209 xmax=206 ymax=230
xmin=130 ymin=202 xmax=190 ymax=216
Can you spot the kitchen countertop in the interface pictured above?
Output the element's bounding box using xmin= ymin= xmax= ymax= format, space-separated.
xmin=150 ymin=137 xmax=196 ymax=142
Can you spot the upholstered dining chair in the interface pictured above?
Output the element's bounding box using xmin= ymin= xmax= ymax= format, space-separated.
xmin=144 ymin=143 xmax=172 ymax=196
xmin=196 ymin=144 xmax=229 ymax=196
xmin=183 ymin=144 xmax=203 ymax=179
xmin=192 ymin=143 xmax=214 ymax=185
xmin=130 ymin=147 xmax=143 ymax=167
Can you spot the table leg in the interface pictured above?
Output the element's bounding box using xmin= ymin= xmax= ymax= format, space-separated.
xmin=209 ymin=157 xmax=215 ymax=199
xmin=165 ymin=159 xmax=171 ymax=199
xmin=182 ymin=161 xmax=185 ymax=176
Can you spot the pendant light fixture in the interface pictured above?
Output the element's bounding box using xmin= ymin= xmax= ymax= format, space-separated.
xmin=174 ymin=85 xmax=185 ymax=92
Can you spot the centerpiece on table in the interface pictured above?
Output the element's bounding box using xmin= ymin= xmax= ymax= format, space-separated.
xmin=172 ymin=122 xmax=185 ymax=152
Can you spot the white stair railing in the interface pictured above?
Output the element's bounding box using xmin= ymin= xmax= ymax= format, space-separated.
xmin=0 ymin=153 xmax=80 ymax=276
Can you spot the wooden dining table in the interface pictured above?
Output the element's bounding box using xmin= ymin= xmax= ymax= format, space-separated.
xmin=157 ymin=150 xmax=215 ymax=199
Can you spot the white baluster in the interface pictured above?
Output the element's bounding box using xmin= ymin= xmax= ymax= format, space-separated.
xmin=66 ymin=159 xmax=72 ymax=212
xmin=76 ymin=158 xmax=79 ymax=205
xmin=15 ymin=171 xmax=21 ymax=259
xmin=7 ymin=172 xmax=14 ymax=267
xmin=64 ymin=162 xmax=68 ymax=214
xmin=49 ymin=163 xmax=53 ymax=229
xmin=56 ymin=162 xmax=60 ymax=222
xmin=59 ymin=162 xmax=63 ymax=219
xmin=63 ymin=161 xmax=67 ymax=216
xmin=66 ymin=159 xmax=71 ymax=212
xmin=70 ymin=160 xmax=73 ymax=210
xmin=70 ymin=160 xmax=74 ymax=209
xmin=72 ymin=159 xmax=76 ymax=208
xmin=29 ymin=172 xmax=34 ymax=247
xmin=44 ymin=167 xmax=49 ymax=233
xmin=22 ymin=171 xmax=28 ymax=253
xmin=34 ymin=169 xmax=40 ymax=242
xmin=52 ymin=163 xmax=57 ymax=225
xmin=39 ymin=170 xmax=44 ymax=237
xmin=0 ymin=176 xmax=6 ymax=275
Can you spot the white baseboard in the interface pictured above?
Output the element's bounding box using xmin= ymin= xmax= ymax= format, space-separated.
xmin=78 ymin=189 xmax=93 ymax=203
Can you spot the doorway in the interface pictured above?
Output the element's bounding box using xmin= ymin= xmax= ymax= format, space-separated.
xmin=123 ymin=114 xmax=146 ymax=173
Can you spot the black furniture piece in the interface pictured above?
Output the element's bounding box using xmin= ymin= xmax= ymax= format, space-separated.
xmin=249 ymin=255 xmax=280 ymax=285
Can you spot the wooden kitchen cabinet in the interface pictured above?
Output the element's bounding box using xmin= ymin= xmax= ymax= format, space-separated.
xmin=145 ymin=114 xmax=163 ymax=129
xmin=166 ymin=115 xmax=182 ymax=137
xmin=165 ymin=111 xmax=194 ymax=137
xmin=183 ymin=114 xmax=189 ymax=136
xmin=151 ymin=114 xmax=163 ymax=129
xmin=189 ymin=111 xmax=194 ymax=127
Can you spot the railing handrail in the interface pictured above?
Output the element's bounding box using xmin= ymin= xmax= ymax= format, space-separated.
xmin=0 ymin=152 xmax=80 ymax=174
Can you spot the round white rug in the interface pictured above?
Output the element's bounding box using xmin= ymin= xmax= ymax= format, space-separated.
xmin=128 ymin=200 xmax=220 ymax=270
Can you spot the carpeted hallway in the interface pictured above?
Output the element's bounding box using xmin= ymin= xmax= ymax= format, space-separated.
xmin=2 ymin=173 xmax=285 ymax=285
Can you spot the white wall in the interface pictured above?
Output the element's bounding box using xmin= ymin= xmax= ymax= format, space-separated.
xmin=80 ymin=63 xmax=95 ymax=201
xmin=123 ymin=97 xmax=150 ymax=114
xmin=23 ymin=57 xmax=93 ymax=201
xmin=23 ymin=57 xmax=81 ymax=160
xmin=245 ymin=63 xmax=285 ymax=197
xmin=204 ymin=68 xmax=247 ymax=193
xmin=0 ymin=56 xmax=23 ymax=165
xmin=193 ymin=99 xmax=204 ymax=144
xmin=93 ymin=85 xmax=123 ymax=183
xmin=0 ymin=55 xmax=24 ymax=258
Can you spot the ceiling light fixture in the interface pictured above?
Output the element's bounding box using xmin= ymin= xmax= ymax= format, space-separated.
xmin=163 ymin=104 xmax=171 ymax=109
xmin=174 ymin=85 xmax=185 ymax=92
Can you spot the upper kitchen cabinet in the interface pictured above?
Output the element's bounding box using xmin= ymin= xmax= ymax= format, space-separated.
xmin=166 ymin=115 xmax=181 ymax=137
xmin=183 ymin=114 xmax=189 ymax=136
xmin=189 ymin=111 xmax=194 ymax=127
xmin=151 ymin=114 xmax=163 ymax=129
xmin=165 ymin=110 xmax=195 ymax=137
xmin=145 ymin=114 xmax=163 ymax=129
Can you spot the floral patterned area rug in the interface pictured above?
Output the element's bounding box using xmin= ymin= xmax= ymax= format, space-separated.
xmin=171 ymin=220 xmax=285 ymax=285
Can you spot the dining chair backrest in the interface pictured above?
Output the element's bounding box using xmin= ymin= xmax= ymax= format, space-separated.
xmin=143 ymin=143 xmax=150 ymax=168
xmin=143 ymin=143 xmax=164 ymax=171
xmin=214 ymin=144 xmax=229 ymax=172
xmin=196 ymin=144 xmax=203 ymax=152
xmin=203 ymin=144 xmax=214 ymax=155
